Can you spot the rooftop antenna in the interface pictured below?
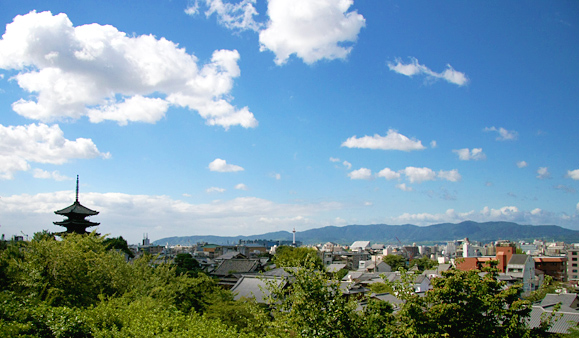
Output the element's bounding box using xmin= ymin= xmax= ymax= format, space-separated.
xmin=75 ymin=175 xmax=79 ymax=202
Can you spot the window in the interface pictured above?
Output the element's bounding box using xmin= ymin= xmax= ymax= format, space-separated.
xmin=573 ymin=258 xmax=577 ymax=261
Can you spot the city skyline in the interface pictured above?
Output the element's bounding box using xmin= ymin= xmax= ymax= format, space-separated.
xmin=0 ymin=0 xmax=578 ymax=243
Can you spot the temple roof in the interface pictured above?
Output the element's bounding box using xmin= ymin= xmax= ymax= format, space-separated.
xmin=54 ymin=201 xmax=99 ymax=216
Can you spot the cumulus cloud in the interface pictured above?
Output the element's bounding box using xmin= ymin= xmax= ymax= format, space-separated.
xmin=341 ymin=129 xmax=425 ymax=151
xmin=430 ymin=140 xmax=437 ymax=148
xmin=235 ymin=183 xmax=248 ymax=190
xmin=484 ymin=126 xmax=518 ymax=141
xmin=208 ymin=158 xmax=244 ymax=172
xmin=192 ymin=0 xmax=262 ymax=32
xmin=438 ymin=169 xmax=462 ymax=182
xmin=0 ymin=11 xmax=257 ymax=129
xmin=348 ymin=168 xmax=372 ymax=180
xmin=329 ymin=157 xmax=352 ymax=169
xmin=517 ymin=161 xmax=528 ymax=168
xmin=400 ymin=167 xmax=436 ymax=183
xmin=453 ymin=148 xmax=486 ymax=161
xmin=537 ymin=167 xmax=550 ymax=180
xmin=387 ymin=57 xmax=468 ymax=86
xmin=259 ymin=0 xmax=366 ymax=65
xmin=0 ymin=123 xmax=109 ymax=179
xmin=567 ymin=169 xmax=579 ymax=180
xmin=377 ymin=168 xmax=400 ymax=180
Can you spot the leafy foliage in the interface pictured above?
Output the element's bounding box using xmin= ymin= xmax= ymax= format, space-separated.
xmin=273 ymin=246 xmax=323 ymax=269
xmin=408 ymin=256 xmax=438 ymax=271
xmin=382 ymin=254 xmax=406 ymax=271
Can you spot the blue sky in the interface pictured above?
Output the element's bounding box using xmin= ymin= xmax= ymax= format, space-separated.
xmin=0 ymin=0 xmax=578 ymax=244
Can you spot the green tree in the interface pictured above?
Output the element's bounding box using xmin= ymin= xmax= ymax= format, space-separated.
xmin=265 ymin=263 xmax=362 ymax=338
xmin=382 ymin=254 xmax=406 ymax=271
xmin=383 ymin=263 xmax=554 ymax=338
xmin=408 ymin=256 xmax=438 ymax=271
xmin=273 ymin=246 xmax=323 ymax=269
xmin=173 ymin=253 xmax=201 ymax=276
xmin=103 ymin=236 xmax=135 ymax=259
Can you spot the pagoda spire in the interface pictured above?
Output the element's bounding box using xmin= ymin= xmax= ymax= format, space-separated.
xmin=75 ymin=175 xmax=79 ymax=202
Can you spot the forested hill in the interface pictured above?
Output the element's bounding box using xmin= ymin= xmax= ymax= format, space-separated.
xmin=154 ymin=221 xmax=579 ymax=246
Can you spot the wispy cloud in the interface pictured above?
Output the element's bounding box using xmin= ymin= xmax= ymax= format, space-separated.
xmin=517 ymin=161 xmax=528 ymax=168
xmin=484 ymin=126 xmax=518 ymax=141
xmin=387 ymin=57 xmax=468 ymax=86
xmin=536 ymin=167 xmax=550 ymax=179
xmin=189 ymin=0 xmax=262 ymax=32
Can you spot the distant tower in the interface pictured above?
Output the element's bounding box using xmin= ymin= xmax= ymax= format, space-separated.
xmin=142 ymin=233 xmax=150 ymax=246
xmin=292 ymin=228 xmax=296 ymax=246
xmin=53 ymin=176 xmax=100 ymax=235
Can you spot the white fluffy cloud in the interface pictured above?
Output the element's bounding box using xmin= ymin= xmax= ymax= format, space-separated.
xmin=438 ymin=169 xmax=462 ymax=182
xmin=567 ymin=169 xmax=579 ymax=180
xmin=453 ymin=148 xmax=486 ymax=161
xmin=208 ymin=158 xmax=244 ymax=172
xmin=341 ymin=129 xmax=426 ymax=151
xmin=398 ymin=167 xmax=460 ymax=183
xmin=0 ymin=11 xmax=257 ymax=129
xmin=0 ymin=123 xmax=109 ymax=179
xmin=517 ymin=161 xmax=528 ymax=168
xmin=484 ymin=126 xmax=518 ymax=141
xmin=400 ymin=167 xmax=436 ymax=183
xmin=235 ymin=183 xmax=248 ymax=190
xmin=387 ymin=57 xmax=468 ymax=86
xmin=537 ymin=167 xmax=550 ymax=180
xmin=259 ymin=0 xmax=366 ymax=65
xmin=377 ymin=168 xmax=400 ymax=180
xmin=348 ymin=168 xmax=372 ymax=180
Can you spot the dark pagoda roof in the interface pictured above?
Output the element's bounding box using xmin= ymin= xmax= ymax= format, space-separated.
xmin=54 ymin=200 xmax=99 ymax=216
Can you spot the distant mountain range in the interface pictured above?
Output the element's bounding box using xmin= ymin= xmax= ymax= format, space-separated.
xmin=153 ymin=221 xmax=579 ymax=246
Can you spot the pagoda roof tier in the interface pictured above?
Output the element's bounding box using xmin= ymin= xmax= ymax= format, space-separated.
xmin=54 ymin=201 xmax=99 ymax=216
xmin=53 ymin=219 xmax=100 ymax=227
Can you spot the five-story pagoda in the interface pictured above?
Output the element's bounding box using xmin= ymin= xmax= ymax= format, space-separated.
xmin=54 ymin=176 xmax=100 ymax=235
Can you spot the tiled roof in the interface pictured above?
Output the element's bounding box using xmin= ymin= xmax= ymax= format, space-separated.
xmin=508 ymin=254 xmax=530 ymax=265
xmin=527 ymin=305 xmax=579 ymax=334
xmin=540 ymin=293 xmax=578 ymax=308
xmin=212 ymin=259 xmax=260 ymax=276
xmin=231 ymin=276 xmax=284 ymax=303
xmin=54 ymin=201 xmax=99 ymax=216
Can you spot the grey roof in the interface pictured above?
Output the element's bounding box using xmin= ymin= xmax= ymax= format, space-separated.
xmin=215 ymin=252 xmax=246 ymax=260
xmin=263 ymin=267 xmax=296 ymax=277
xmin=508 ymin=254 xmax=530 ymax=265
xmin=527 ymin=305 xmax=579 ymax=334
xmin=231 ymin=276 xmax=284 ymax=303
xmin=340 ymin=281 xmax=370 ymax=295
xmin=326 ymin=263 xmax=347 ymax=273
xmin=54 ymin=201 xmax=99 ymax=216
xmin=350 ymin=241 xmax=371 ymax=249
xmin=541 ymin=293 xmax=579 ymax=308
xmin=212 ymin=259 xmax=260 ymax=276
